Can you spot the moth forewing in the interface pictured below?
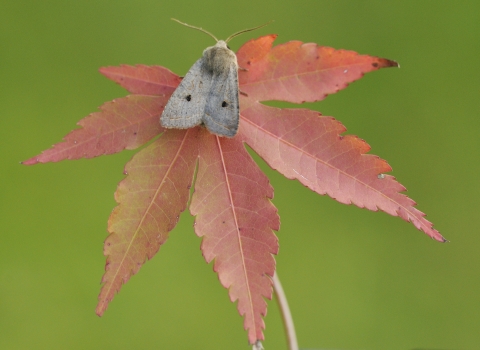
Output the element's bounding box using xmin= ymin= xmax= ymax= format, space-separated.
xmin=201 ymin=41 xmax=240 ymax=137
xmin=203 ymin=62 xmax=239 ymax=137
xmin=160 ymin=59 xmax=209 ymax=130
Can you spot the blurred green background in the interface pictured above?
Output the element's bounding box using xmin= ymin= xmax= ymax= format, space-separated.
xmin=1 ymin=1 xmax=479 ymax=349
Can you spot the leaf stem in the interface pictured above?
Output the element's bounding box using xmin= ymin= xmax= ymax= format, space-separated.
xmin=273 ymin=271 xmax=298 ymax=350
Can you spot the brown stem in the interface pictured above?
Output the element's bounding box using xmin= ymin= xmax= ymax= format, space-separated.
xmin=273 ymin=271 xmax=299 ymax=350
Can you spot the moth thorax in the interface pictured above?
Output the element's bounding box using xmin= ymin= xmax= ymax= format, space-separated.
xmin=203 ymin=40 xmax=237 ymax=74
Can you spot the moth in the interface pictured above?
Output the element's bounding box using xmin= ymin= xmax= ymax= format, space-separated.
xmin=160 ymin=19 xmax=270 ymax=138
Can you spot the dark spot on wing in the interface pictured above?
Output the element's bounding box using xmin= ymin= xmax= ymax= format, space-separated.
xmin=222 ymin=101 xmax=228 ymax=107
xmin=186 ymin=95 xmax=192 ymax=101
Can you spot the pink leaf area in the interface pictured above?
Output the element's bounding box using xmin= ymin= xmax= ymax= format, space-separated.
xmin=190 ymin=128 xmax=279 ymax=343
xmin=23 ymin=95 xmax=166 ymax=165
xmin=239 ymin=102 xmax=445 ymax=242
xmin=235 ymin=36 xmax=443 ymax=243
xmin=25 ymin=33 xmax=444 ymax=345
xmin=237 ymin=35 xmax=398 ymax=103
xmin=99 ymin=65 xmax=182 ymax=96
xmin=96 ymin=128 xmax=199 ymax=315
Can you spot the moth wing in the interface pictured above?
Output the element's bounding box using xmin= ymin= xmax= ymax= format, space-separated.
xmin=203 ymin=64 xmax=239 ymax=138
xmin=161 ymin=59 xmax=210 ymax=129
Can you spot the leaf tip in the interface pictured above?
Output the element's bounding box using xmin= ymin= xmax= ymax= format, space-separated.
xmin=98 ymin=66 xmax=109 ymax=76
xmin=96 ymin=294 xmax=111 ymax=317
xmin=430 ymin=228 xmax=447 ymax=243
xmin=373 ymin=58 xmax=399 ymax=69
xmin=95 ymin=305 xmax=105 ymax=317
xmin=21 ymin=157 xmax=39 ymax=166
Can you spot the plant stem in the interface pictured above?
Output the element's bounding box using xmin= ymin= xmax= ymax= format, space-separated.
xmin=273 ymin=271 xmax=298 ymax=350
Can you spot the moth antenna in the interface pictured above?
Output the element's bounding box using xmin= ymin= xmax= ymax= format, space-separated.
xmin=225 ymin=20 xmax=273 ymax=43
xmin=171 ymin=18 xmax=219 ymax=42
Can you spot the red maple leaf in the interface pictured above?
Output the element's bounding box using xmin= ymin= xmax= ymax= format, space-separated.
xmin=23 ymin=34 xmax=445 ymax=345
